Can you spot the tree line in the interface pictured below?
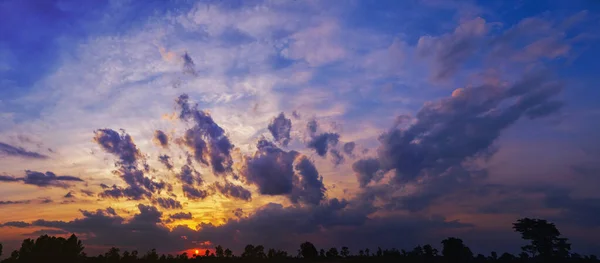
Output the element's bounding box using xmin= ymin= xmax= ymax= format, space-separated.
xmin=0 ymin=218 xmax=598 ymax=263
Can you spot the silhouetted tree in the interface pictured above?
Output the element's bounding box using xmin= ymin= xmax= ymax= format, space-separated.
xmin=242 ymin=245 xmax=255 ymax=258
xmin=215 ymin=245 xmax=224 ymax=258
xmin=105 ymin=247 xmax=121 ymax=261
xmin=441 ymin=237 xmax=473 ymax=263
xmin=224 ymin=248 xmax=233 ymax=258
xmin=0 ymin=243 xmax=2 ymax=258
xmin=365 ymin=248 xmax=370 ymax=257
xmin=376 ymin=247 xmax=382 ymax=257
xmin=299 ymin=242 xmax=318 ymax=259
xmin=326 ymin=247 xmax=339 ymax=258
xmin=513 ymin=218 xmax=571 ymax=260
xmin=340 ymin=247 xmax=350 ymax=258
xmin=423 ymin=244 xmax=437 ymax=262
xmin=358 ymin=250 xmax=364 ymax=257
xmin=319 ymin=249 xmax=325 ymax=258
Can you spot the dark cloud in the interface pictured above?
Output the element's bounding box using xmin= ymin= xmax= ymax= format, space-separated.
xmin=64 ymin=191 xmax=75 ymax=198
xmin=343 ymin=142 xmax=355 ymax=155
xmin=351 ymin=70 xmax=563 ymax=212
xmin=0 ymin=170 xmax=84 ymax=188
xmin=306 ymin=119 xmax=318 ymax=135
xmin=417 ymin=17 xmax=487 ymax=80
xmin=169 ymin=212 xmax=193 ymax=220
xmin=182 ymin=52 xmax=197 ymax=76
xmin=182 ymin=184 xmax=210 ymax=200
xmin=240 ymin=139 xmax=325 ymax=205
xmin=177 ymin=164 xmax=203 ymax=186
xmin=158 ymin=154 xmax=173 ymax=170
xmin=0 ymin=142 xmax=48 ymax=159
xmin=94 ymin=129 xmax=168 ymax=200
xmin=307 ymin=132 xmax=339 ymax=156
xmin=1 ymin=221 xmax=31 ymax=228
xmin=154 ymin=197 xmax=183 ymax=210
xmin=153 ymin=130 xmax=169 ymax=148
xmin=268 ymin=112 xmax=292 ymax=147
xmin=93 ymin=129 xmax=142 ymax=168
xmin=176 ymin=94 xmax=235 ymax=175
xmin=0 ymin=200 xmax=31 ymax=205
xmin=80 ymin=189 xmax=95 ymax=197
xmin=25 ymin=229 xmax=70 ymax=236
xmin=292 ymin=110 xmax=301 ymax=119
xmin=213 ymin=181 xmax=252 ymax=201
xmin=352 ymin=158 xmax=382 ymax=188
xmin=329 ymin=149 xmax=344 ymax=166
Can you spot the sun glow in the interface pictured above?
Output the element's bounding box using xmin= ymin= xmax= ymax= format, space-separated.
xmin=195 ymin=250 xmax=199 ymax=255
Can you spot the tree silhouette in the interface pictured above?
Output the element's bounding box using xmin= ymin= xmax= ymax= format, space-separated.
xmin=224 ymin=248 xmax=233 ymax=258
xmin=513 ymin=217 xmax=571 ymax=260
xmin=326 ymin=247 xmax=339 ymax=258
xmin=319 ymin=248 xmax=325 ymax=258
xmin=215 ymin=245 xmax=224 ymax=258
xmin=0 ymin=243 xmax=3 ymax=258
xmin=441 ymin=237 xmax=473 ymax=263
xmin=299 ymin=242 xmax=318 ymax=259
xmin=340 ymin=246 xmax=350 ymax=258
xmin=105 ymin=247 xmax=121 ymax=261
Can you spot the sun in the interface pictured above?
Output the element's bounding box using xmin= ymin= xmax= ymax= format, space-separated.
xmin=195 ymin=250 xmax=199 ymax=255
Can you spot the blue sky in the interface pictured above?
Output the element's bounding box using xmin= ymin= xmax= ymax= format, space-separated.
xmin=1 ymin=0 xmax=600 ymax=257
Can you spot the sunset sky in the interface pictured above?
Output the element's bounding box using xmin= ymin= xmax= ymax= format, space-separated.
xmin=1 ymin=0 xmax=600 ymax=257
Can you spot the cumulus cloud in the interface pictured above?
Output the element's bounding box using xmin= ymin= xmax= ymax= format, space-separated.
xmin=343 ymin=142 xmax=355 ymax=155
xmin=240 ymin=139 xmax=325 ymax=205
xmin=153 ymin=130 xmax=169 ymax=148
xmin=158 ymin=154 xmax=173 ymax=170
xmin=169 ymin=212 xmax=192 ymax=220
xmin=307 ymin=132 xmax=340 ymax=157
xmin=0 ymin=170 xmax=84 ymax=188
xmin=268 ymin=112 xmax=292 ymax=147
xmin=176 ymin=94 xmax=234 ymax=176
xmin=352 ymin=158 xmax=382 ymax=188
xmin=353 ymin=70 xmax=563 ymax=211
xmin=213 ymin=181 xmax=252 ymax=201
xmin=154 ymin=197 xmax=183 ymax=210
xmin=0 ymin=142 xmax=48 ymax=159
xmin=94 ymin=129 xmax=167 ymax=200
xmin=417 ymin=17 xmax=487 ymax=80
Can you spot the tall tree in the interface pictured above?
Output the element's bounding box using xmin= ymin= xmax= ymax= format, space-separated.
xmin=215 ymin=245 xmax=224 ymax=258
xmin=340 ymin=247 xmax=350 ymax=258
xmin=299 ymin=242 xmax=318 ymax=259
xmin=513 ymin=218 xmax=571 ymax=260
xmin=441 ymin=237 xmax=473 ymax=263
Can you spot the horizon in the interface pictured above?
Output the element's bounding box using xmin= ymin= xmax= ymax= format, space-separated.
xmin=1 ymin=0 xmax=600 ymax=259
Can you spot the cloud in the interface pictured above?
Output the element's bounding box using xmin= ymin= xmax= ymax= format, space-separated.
xmin=352 ymin=158 xmax=383 ymax=188
xmin=417 ymin=17 xmax=487 ymax=80
xmin=153 ymin=130 xmax=169 ymax=148
xmin=158 ymin=154 xmax=174 ymax=170
xmin=1 ymin=221 xmax=31 ymax=228
xmin=182 ymin=184 xmax=210 ymax=200
xmin=64 ymin=191 xmax=75 ymax=198
xmin=0 ymin=142 xmax=49 ymax=159
xmin=343 ymin=142 xmax=355 ymax=155
xmin=94 ymin=129 xmax=168 ymax=200
xmin=268 ymin=112 xmax=292 ymax=147
xmin=0 ymin=170 xmax=84 ymax=188
xmin=213 ymin=181 xmax=252 ymax=201
xmin=154 ymin=197 xmax=183 ymax=210
xmin=329 ymin=149 xmax=344 ymax=166
xmin=93 ymin=129 xmax=143 ymax=168
xmin=169 ymin=212 xmax=193 ymax=220
xmin=0 ymin=200 xmax=31 ymax=205
xmin=239 ymin=139 xmax=325 ymax=205
xmin=182 ymin=52 xmax=197 ymax=76
xmin=283 ymin=21 xmax=346 ymax=67
xmin=307 ymin=132 xmax=340 ymax=157
xmin=176 ymin=94 xmax=235 ymax=176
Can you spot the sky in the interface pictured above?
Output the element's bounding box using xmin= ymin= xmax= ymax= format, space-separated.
xmin=1 ymin=0 xmax=600 ymax=257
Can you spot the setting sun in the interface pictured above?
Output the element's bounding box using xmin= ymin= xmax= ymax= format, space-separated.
xmin=195 ymin=250 xmax=199 ymax=255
